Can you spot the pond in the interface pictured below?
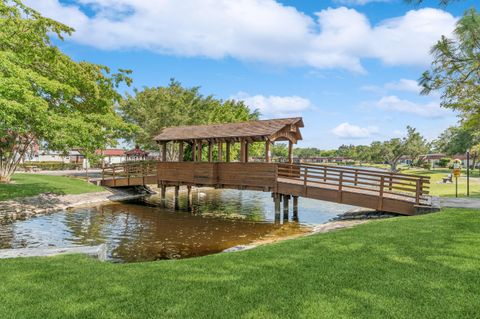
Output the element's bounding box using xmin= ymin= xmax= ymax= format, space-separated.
xmin=0 ymin=188 xmax=356 ymax=262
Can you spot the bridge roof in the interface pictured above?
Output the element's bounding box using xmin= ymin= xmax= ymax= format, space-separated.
xmin=154 ymin=117 xmax=304 ymax=143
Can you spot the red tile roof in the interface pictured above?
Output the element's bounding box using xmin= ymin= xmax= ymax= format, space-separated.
xmin=96 ymin=149 xmax=125 ymax=157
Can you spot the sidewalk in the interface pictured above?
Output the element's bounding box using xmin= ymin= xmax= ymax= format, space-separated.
xmin=440 ymin=197 xmax=480 ymax=209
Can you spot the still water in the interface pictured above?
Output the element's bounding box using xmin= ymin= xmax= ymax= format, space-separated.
xmin=0 ymin=189 xmax=356 ymax=262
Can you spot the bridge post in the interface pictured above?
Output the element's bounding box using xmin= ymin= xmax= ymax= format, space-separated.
xmin=217 ymin=142 xmax=223 ymax=162
xmin=226 ymin=141 xmax=231 ymax=162
xmin=187 ymin=186 xmax=193 ymax=212
xmin=292 ymin=196 xmax=299 ymax=222
xmin=174 ymin=186 xmax=179 ymax=210
xmin=283 ymin=194 xmax=290 ymax=220
xmin=178 ymin=141 xmax=184 ymax=162
xmin=273 ymin=193 xmax=281 ymax=223
xmin=161 ymin=142 xmax=167 ymax=162
xmin=208 ymin=142 xmax=213 ymax=162
xmin=160 ymin=184 xmax=167 ymax=207
xmin=265 ymin=141 xmax=271 ymax=163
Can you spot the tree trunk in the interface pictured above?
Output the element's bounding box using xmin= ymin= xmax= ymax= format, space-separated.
xmin=0 ymin=173 xmax=11 ymax=184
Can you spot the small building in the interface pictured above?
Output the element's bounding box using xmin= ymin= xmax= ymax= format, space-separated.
xmin=96 ymin=149 xmax=126 ymax=165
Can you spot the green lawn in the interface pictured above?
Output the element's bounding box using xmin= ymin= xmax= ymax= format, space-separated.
xmin=404 ymin=168 xmax=480 ymax=197
xmin=0 ymin=208 xmax=478 ymax=318
xmin=0 ymin=173 xmax=103 ymax=201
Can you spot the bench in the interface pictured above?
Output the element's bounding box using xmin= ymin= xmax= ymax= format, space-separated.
xmin=442 ymin=174 xmax=452 ymax=183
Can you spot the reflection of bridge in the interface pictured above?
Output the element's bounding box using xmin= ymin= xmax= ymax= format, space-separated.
xmin=100 ymin=117 xmax=432 ymax=216
xmin=101 ymin=161 xmax=431 ymax=215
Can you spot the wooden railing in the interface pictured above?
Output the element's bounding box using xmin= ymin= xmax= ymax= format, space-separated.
xmin=101 ymin=161 xmax=157 ymax=187
xmin=101 ymin=161 xmax=430 ymax=207
xmin=277 ymin=163 xmax=430 ymax=205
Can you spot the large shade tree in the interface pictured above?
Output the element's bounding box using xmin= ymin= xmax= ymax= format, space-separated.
xmin=120 ymin=79 xmax=260 ymax=160
xmin=370 ymin=127 xmax=429 ymax=172
xmin=420 ymin=8 xmax=480 ymax=128
xmin=0 ymin=0 xmax=133 ymax=183
xmin=434 ymin=125 xmax=480 ymax=167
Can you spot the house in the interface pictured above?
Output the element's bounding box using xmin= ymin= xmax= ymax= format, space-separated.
xmin=96 ymin=149 xmax=126 ymax=165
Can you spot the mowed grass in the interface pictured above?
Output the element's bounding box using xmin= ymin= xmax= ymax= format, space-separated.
xmin=404 ymin=168 xmax=480 ymax=197
xmin=0 ymin=173 xmax=103 ymax=201
xmin=0 ymin=208 xmax=479 ymax=318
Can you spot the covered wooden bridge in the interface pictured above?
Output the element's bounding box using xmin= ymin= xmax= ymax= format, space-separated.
xmin=101 ymin=117 xmax=432 ymax=216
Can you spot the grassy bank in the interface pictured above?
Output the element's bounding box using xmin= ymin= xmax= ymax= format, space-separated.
xmin=0 ymin=174 xmax=103 ymax=201
xmin=0 ymin=208 xmax=478 ymax=318
xmin=404 ymin=168 xmax=480 ymax=197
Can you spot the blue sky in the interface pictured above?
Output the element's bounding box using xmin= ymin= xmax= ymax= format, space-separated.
xmin=26 ymin=0 xmax=478 ymax=149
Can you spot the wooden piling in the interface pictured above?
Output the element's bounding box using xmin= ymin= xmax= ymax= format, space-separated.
xmin=187 ymin=186 xmax=192 ymax=211
xmin=283 ymin=194 xmax=290 ymax=220
xmin=174 ymin=186 xmax=179 ymax=209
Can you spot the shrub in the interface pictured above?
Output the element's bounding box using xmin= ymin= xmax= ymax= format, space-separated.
xmin=21 ymin=161 xmax=81 ymax=171
xmin=437 ymin=157 xmax=452 ymax=168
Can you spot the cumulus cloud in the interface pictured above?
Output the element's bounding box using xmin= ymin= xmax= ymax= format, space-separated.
xmin=334 ymin=0 xmax=391 ymax=5
xmin=231 ymin=92 xmax=312 ymax=118
xmin=384 ymin=79 xmax=422 ymax=94
xmin=24 ymin=0 xmax=457 ymax=72
xmin=366 ymin=95 xmax=453 ymax=118
xmin=362 ymin=78 xmax=422 ymax=94
xmin=332 ymin=122 xmax=378 ymax=138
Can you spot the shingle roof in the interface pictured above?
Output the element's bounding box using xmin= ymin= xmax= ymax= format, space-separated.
xmin=153 ymin=117 xmax=304 ymax=142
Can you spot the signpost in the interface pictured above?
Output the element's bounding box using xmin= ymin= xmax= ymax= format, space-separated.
xmin=453 ymin=159 xmax=462 ymax=198
xmin=467 ymin=151 xmax=470 ymax=197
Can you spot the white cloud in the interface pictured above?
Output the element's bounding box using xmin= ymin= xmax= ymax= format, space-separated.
xmin=334 ymin=0 xmax=391 ymax=5
xmin=231 ymin=92 xmax=312 ymax=118
xmin=362 ymin=78 xmax=422 ymax=94
xmin=332 ymin=122 xmax=378 ymax=138
xmin=24 ymin=1 xmax=457 ymax=72
xmin=384 ymin=79 xmax=422 ymax=93
xmin=367 ymin=95 xmax=453 ymax=118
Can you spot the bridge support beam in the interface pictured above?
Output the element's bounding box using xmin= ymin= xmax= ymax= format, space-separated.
xmin=187 ymin=186 xmax=193 ymax=212
xmin=292 ymin=196 xmax=299 ymax=222
xmin=273 ymin=193 xmax=281 ymax=223
xmin=174 ymin=186 xmax=179 ymax=210
xmin=283 ymin=194 xmax=290 ymax=221
xmin=159 ymin=184 xmax=167 ymax=207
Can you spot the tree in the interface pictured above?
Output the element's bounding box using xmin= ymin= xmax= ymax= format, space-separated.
xmin=434 ymin=125 xmax=480 ymax=168
xmin=336 ymin=144 xmax=358 ymax=159
xmin=120 ymin=79 xmax=260 ymax=159
xmin=420 ymin=9 xmax=480 ymax=127
xmin=0 ymin=0 xmax=133 ymax=183
xmin=370 ymin=127 xmax=429 ymax=172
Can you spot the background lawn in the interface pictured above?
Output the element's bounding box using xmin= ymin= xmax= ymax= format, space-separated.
xmin=0 ymin=208 xmax=478 ymax=318
xmin=0 ymin=174 xmax=103 ymax=201
xmin=404 ymin=168 xmax=480 ymax=198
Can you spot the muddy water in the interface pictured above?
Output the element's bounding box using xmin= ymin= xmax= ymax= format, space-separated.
xmin=0 ymin=188 xmax=356 ymax=262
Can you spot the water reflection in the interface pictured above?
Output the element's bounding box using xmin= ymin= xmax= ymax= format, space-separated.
xmin=0 ymin=188 xmax=356 ymax=262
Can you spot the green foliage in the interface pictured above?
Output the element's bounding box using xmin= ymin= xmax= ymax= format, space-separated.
xmin=0 ymin=209 xmax=479 ymax=318
xmin=437 ymin=157 xmax=452 ymax=168
xmin=369 ymin=126 xmax=429 ymax=171
xmin=120 ymin=79 xmax=259 ymax=150
xmin=20 ymin=161 xmax=80 ymax=171
xmin=271 ymin=143 xmax=288 ymax=158
xmin=0 ymin=0 xmax=134 ymax=182
xmin=434 ymin=125 xmax=479 ymax=155
xmin=420 ymin=8 xmax=480 ymax=127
